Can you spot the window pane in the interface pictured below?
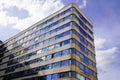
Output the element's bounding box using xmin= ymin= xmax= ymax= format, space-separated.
xmin=46 ymin=55 xmax=52 ymax=60
xmin=46 ymin=75 xmax=51 ymax=80
xmin=62 ymin=49 xmax=69 ymax=55
xmin=49 ymin=45 xmax=54 ymax=50
xmin=41 ymin=56 xmax=46 ymax=61
xmin=37 ymin=49 xmax=42 ymax=54
xmin=50 ymin=37 xmax=55 ymax=42
xmin=52 ymin=62 xmax=60 ymax=68
xmin=55 ymin=43 xmax=60 ymax=48
xmin=61 ymin=60 xmax=69 ymax=66
xmin=54 ymin=51 xmax=61 ymax=57
xmin=60 ymin=72 xmax=69 ymax=78
xmin=62 ymin=39 xmax=70 ymax=45
xmin=52 ymin=74 xmax=57 ymax=80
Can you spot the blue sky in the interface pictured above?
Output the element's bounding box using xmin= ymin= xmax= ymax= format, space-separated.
xmin=0 ymin=0 xmax=120 ymax=80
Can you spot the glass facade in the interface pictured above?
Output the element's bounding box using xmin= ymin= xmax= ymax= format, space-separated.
xmin=0 ymin=4 xmax=97 ymax=80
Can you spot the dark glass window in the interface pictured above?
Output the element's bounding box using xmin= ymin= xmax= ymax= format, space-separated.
xmin=39 ymin=76 xmax=46 ymax=80
xmin=40 ymin=65 xmax=47 ymax=70
xmin=46 ymin=64 xmax=52 ymax=69
xmin=60 ymin=72 xmax=69 ymax=78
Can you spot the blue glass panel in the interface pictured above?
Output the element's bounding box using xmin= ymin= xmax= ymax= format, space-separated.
xmin=52 ymin=62 xmax=60 ymax=68
xmin=46 ymin=75 xmax=51 ymax=80
xmin=62 ymin=49 xmax=69 ymax=55
xmin=52 ymin=74 xmax=57 ymax=80
xmin=62 ymin=39 xmax=70 ymax=45
xmin=61 ymin=60 xmax=69 ymax=66
xmin=54 ymin=51 xmax=61 ymax=57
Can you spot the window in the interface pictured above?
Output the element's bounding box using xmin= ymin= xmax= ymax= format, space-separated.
xmin=80 ymin=54 xmax=84 ymax=61
xmin=28 ymin=45 xmax=34 ymax=50
xmin=46 ymin=64 xmax=52 ymax=69
xmin=44 ymin=39 xmax=49 ymax=44
xmin=80 ymin=75 xmax=85 ymax=80
xmin=60 ymin=72 xmax=69 ymax=78
xmin=46 ymin=75 xmax=51 ymax=80
xmin=85 ymin=67 xmax=89 ymax=74
xmin=54 ymin=51 xmax=61 ymax=57
xmin=46 ymin=55 xmax=52 ymax=60
xmin=39 ymin=34 xmax=44 ymax=39
xmin=35 ymin=43 xmax=39 ymax=47
xmin=80 ymin=64 xmax=84 ymax=72
xmin=77 ymin=74 xmax=81 ymax=80
xmin=35 ymin=37 xmax=39 ymax=41
xmin=50 ymin=29 xmax=56 ymax=34
xmin=49 ymin=37 xmax=55 ymax=42
xmin=84 ymin=57 xmax=89 ymax=64
xmin=36 ymin=30 xmax=41 ymax=35
xmin=56 ymin=34 xmax=63 ymax=39
xmin=37 ymin=49 xmax=42 ymax=54
xmin=76 ymin=61 xmax=80 ymax=67
xmin=64 ymin=22 xmax=70 ymax=28
xmin=64 ymin=15 xmax=71 ymax=20
xmin=49 ymin=45 xmax=54 ymax=50
xmin=63 ymin=31 xmax=70 ymax=36
xmin=61 ymin=60 xmax=69 ymax=66
xmin=71 ymin=71 xmax=76 ymax=78
xmin=41 ymin=56 xmax=46 ymax=61
xmin=55 ymin=43 xmax=61 ymax=48
xmin=42 ymin=47 xmax=49 ymax=53
xmin=52 ymin=62 xmax=60 ymax=68
xmin=30 ymin=39 xmax=35 ymax=43
xmin=52 ymin=74 xmax=57 ymax=80
xmin=62 ymin=49 xmax=69 ymax=55
xmin=62 ymin=39 xmax=70 ymax=46
xmin=39 ymin=42 xmax=43 ymax=46
xmin=40 ymin=65 xmax=47 ymax=70
xmin=45 ymin=32 xmax=50 ymax=37
xmin=52 ymin=21 xmax=58 ymax=26
xmin=56 ymin=25 xmax=63 ymax=31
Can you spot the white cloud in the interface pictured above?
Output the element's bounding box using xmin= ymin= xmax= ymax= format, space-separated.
xmin=95 ymin=37 xmax=118 ymax=68
xmin=96 ymin=47 xmax=118 ymax=69
xmin=95 ymin=37 xmax=119 ymax=80
xmin=0 ymin=0 xmax=64 ymax=30
xmin=77 ymin=0 xmax=87 ymax=9
xmin=0 ymin=10 xmax=19 ymax=26
xmin=95 ymin=37 xmax=106 ymax=49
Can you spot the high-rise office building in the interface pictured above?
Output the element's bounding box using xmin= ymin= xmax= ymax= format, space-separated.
xmin=0 ymin=3 xmax=98 ymax=80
